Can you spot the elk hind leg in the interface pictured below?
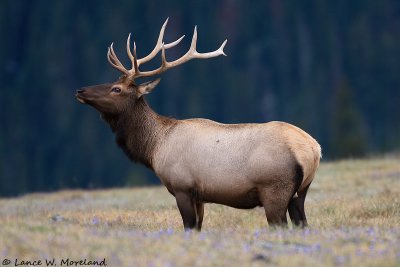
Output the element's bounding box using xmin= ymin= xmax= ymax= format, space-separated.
xmin=259 ymin=187 xmax=291 ymax=227
xmin=288 ymin=184 xmax=310 ymax=228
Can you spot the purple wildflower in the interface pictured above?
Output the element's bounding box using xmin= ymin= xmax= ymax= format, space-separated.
xmin=92 ymin=216 xmax=100 ymax=225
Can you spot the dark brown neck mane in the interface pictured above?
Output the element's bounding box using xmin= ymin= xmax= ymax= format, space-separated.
xmin=102 ymin=98 xmax=177 ymax=169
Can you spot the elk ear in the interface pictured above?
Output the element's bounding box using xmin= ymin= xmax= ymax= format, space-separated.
xmin=136 ymin=78 xmax=161 ymax=97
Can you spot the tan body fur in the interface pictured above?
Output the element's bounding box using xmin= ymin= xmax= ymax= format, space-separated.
xmin=154 ymin=120 xmax=321 ymax=209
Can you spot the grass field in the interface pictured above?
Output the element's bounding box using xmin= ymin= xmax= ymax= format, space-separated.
xmin=1 ymin=156 xmax=399 ymax=266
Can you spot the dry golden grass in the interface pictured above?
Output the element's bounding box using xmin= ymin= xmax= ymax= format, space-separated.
xmin=0 ymin=155 xmax=399 ymax=266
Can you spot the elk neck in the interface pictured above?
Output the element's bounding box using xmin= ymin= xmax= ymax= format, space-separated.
xmin=102 ymin=97 xmax=177 ymax=170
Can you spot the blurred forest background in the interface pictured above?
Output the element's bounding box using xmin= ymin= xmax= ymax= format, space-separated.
xmin=1 ymin=0 xmax=399 ymax=196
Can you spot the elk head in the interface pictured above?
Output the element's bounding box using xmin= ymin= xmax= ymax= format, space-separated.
xmin=76 ymin=18 xmax=227 ymax=116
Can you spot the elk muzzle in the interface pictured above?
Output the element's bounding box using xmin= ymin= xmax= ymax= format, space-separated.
xmin=75 ymin=83 xmax=111 ymax=105
xmin=75 ymin=89 xmax=87 ymax=104
xmin=75 ymin=89 xmax=86 ymax=104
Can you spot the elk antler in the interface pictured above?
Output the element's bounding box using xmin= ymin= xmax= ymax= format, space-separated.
xmin=107 ymin=18 xmax=227 ymax=80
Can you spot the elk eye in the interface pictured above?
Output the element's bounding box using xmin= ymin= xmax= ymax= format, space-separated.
xmin=111 ymin=87 xmax=121 ymax=93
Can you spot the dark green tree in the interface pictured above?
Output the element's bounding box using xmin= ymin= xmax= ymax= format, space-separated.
xmin=330 ymin=79 xmax=368 ymax=158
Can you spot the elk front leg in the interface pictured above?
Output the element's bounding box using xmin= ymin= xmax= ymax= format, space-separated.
xmin=196 ymin=202 xmax=204 ymax=231
xmin=175 ymin=192 xmax=197 ymax=231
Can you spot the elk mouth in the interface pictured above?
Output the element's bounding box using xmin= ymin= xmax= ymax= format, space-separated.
xmin=76 ymin=95 xmax=86 ymax=104
xmin=75 ymin=93 xmax=87 ymax=104
xmin=75 ymin=89 xmax=89 ymax=104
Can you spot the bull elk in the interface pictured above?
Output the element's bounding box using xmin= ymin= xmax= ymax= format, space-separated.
xmin=75 ymin=19 xmax=321 ymax=231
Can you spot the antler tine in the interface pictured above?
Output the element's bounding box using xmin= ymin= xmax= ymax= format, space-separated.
xmin=126 ymin=33 xmax=135 ymax=67
xmin=164 ymin=35 xmax=185 ymax=49
xmin=136 ymin=18 xmax=185 ymax=66
xmin=107 ymin=44 xmax=130 ymax=75
xmin=126 ymin=34 xmax=140 ymax=75
xmin=133 ymin=41 xmax=139 ymax=74
xmin=161 ymin=43 xmax=167 ymax=67
xmin=109 ymin=43 xmax=126 ymax=69
xmin=190 ymin=26 xmax=198 ymax=52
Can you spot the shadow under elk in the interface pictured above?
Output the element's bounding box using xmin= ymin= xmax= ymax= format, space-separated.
xmin=76 ymin=19 xmax=321 ymax=231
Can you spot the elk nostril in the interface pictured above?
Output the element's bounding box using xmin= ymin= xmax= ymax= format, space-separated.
xmin=77 ymin=89 xmax=85 ymax=94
